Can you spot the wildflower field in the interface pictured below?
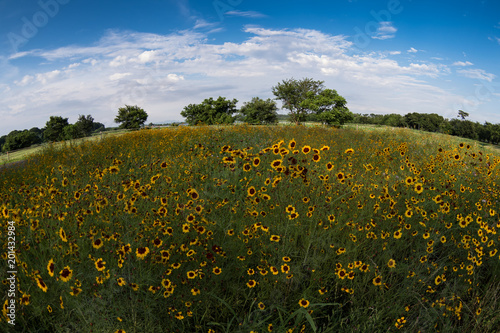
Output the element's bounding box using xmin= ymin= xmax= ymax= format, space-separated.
xmin=1 ymin=125 xmax=500 ymax=332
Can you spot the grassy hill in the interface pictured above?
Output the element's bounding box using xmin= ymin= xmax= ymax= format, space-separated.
xmin=1 ymin=125 xmax=499 ymax=332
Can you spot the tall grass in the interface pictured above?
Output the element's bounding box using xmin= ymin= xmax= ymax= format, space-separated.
xmin=1 ymin=125 xmax=499 ymax=332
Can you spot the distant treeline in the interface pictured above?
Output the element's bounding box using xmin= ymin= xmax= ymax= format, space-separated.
xmin=349 ymin=113 xmax=500 ymax=145
xmin=0 ymin=115 xmax=110 ymax=153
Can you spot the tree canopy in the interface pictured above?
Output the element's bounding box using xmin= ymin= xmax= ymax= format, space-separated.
xmin=181 ymin=97 xmax=238 ymax=125
xmin=44 ymin=116 xmax=69 ymax=142
xmin=239 ymin=97 xmax=278 ymax=125
xmin=272 ymin=77 xmax=352 ymax=125
xmin=115 ymin=105 xmax=148 ymax=130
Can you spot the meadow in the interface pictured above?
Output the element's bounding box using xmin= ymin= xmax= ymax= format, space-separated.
xmin=1 ymin=125 xmax=499 ymax=332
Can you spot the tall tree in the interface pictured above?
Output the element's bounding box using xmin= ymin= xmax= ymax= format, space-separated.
xmin=115 ymin=105 xmax=148 ymax=130
xmin=457 ymin=110 xmax=469 ymax=120
xmin=300 ymin=89 xmax=353 ymax=126
xmin=239 ymin=97 xmax=278 ymax=125
xmin=181 ymin=97 xmax=238 ymax=125
xmin=75 ymin=114 xmax=95 ymax=137
xmin=272 ymin=78 xmax=324 ymax=125
xmin=44 ymin=116 xmax=69 ymax=142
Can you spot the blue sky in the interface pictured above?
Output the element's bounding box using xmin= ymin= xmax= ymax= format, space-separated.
xmin=1 ymin=0 xmax=499 ymax=136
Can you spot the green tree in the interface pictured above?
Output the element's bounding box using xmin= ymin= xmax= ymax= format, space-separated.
xmin=239 ymin=97 xmax=278 ymax=124
xmin=272 ymin=78 xmax=324 ymax=124
xmin=115 ymin=105 xmax=148 ymax=129
xmin=181 ymin=97 xmax=238 ymax=125
xmin=63 ymin=124 xmax=83 ymax=140
xmin=3 ymin=130 xmax=42 ymax=151
xmin=75 ymin=114 xmax=95 ymax=137
xmin=300 ymin=89 xmax=353 ymax=126
xmin=458 ymin=110 xmax=469 ymax=120
xmin=44 ymin=116 xmax=69 ymax=142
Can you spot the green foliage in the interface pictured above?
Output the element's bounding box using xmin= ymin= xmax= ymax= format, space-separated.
xmin=114 ymin=105 xmax=148 ymax=129
xmin=2 ymin=126 xmax=499 ymax=332
xmin=301 ymin=89 xmax=353 ymax=126
xmin=181 ymin=96 xmax=238 ymax=125
xmin=75 ymin=114 xmax=95 ymax=137
xmin=239 ymin=97 xmax=278 ymax=124
xmin=449 ymin=119 xmax=478 ymax=140
xmin=2 ymin=129 xmax=42 ymax=151
xmin=272 ymin=77 xmax=324 ymax=124
xmin=44 ymin=116 xmax=70 ymax=142
xmin=272 ymin=78 xmax=350 ymax=126
xmin=62 ymin=124 xmax=83 ymax=140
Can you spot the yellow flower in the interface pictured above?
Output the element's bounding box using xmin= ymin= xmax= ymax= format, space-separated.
xmin=47 ymin=259 xmax=55 ymax=277
xmin=36 ymin=276 xmax=48 ymax=292
xmin=387 ymin=259 xmax=396 ymax=268
xmin=59 ymin=266 xmax=73 ymax=282
xmin=247 ymin=186 xmax=257 ymax=196
xmin=270 ymin=235 xmax=280 ymax=242
xmin=92 ymin=238 xmax=103 ymax=249
xmin=246 ymin=280 xmax=258 ymax=288
xmin=59 ymin=227 xmax=68 ymax=242
xmin=373 ymin=275 xmax=382 ymax=286
xmin=298 ymin=298 xmax=310 ymax=308
xmin=95 ymin=258 xmax=106 ymax=271
xmin=136 ymin=247 xmax=150 ymax=260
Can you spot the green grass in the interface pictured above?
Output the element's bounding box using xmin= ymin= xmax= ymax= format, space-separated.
xmin=0 ymin=129 xmax=132 ymax=167
xmin=1 ymin=125 xmax=499 ymax=332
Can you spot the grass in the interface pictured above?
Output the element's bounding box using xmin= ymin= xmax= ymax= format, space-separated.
xmin=1 ymin=125 xmax=499 ymax=332
xmin=0 ymin=129 xmax=131 ymax=167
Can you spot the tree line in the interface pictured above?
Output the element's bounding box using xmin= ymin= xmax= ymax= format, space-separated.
xmin=0 ymin=105 xmax=149 ymax=153
xmin=181 ymin=78 xmax=354 ymax=126
xmin=352 ymin=112 xmax=500 ymax=145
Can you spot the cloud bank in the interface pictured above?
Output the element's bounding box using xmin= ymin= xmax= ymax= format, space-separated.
xmin=0 ymin=25 xmax=491 ymax=134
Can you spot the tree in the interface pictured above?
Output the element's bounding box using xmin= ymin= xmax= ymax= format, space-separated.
xmin=63 ymin=124 xmax=83 ymax=140
xmin=239 ymin=97 xmax=278 ymax=124
xmin=181 ymin=97 xmax=238 ymax=125
xmin=44 ymin=116 xmax=69 ymax=142
xmin=115 ymin=105 xmax=148 ymax=129
xmin=3 ymin=129 xmax=42 ymax=151
xmin=272 ymin=78 xmax=324 ymax=125
xmin=449 ymin=119 xmax=478 ymax=140
xmin=300 ymin=89 xmax=353 ymax=126
xmin=75 ymin=114 xmax=95 ymax=137
xmin=458 ymin=110 xmax=469 ymax=120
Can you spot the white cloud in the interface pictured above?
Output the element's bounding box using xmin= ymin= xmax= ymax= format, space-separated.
xmin=407 ymin=47 xmax=418 ymax=53
xmin=137 ymin=50 xmax=160 ymax=64
xmin=456 ymin=68 xmax=496 ymax=82
xmin=388 ymin=51 xmax=401 ymax=55
xmin=225 ymin=10 xmax=267 ymax=18
xmin=15 ymin=75 xmax=34 ymax=86
xmin=0 ymin=26 xmax=493 ymax=135
xmin=372 ymin=22 xmax=397 ymax=40
xmin=35 ymin=70 xmax=61 ymax=84
xmin=109 ymin=73 xmax=132 ymax=81
xmin=452 ymin=61 xmax=473 ymax=66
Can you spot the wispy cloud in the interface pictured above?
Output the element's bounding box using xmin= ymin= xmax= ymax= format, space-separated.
xmin=0 ymin=26 xmax=475 ymax=134
xmin=225 ymin=10 xmax=267 ymax=18
xmin=456 ymin=68 xmax=496 ymax=82
xmin=452 ymin=61 xmax=473 ymax=66
xmin=372 ymin=22 xmax=397 ymax=40
xmin=407 ymin=47 xmax=418 ymax=53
